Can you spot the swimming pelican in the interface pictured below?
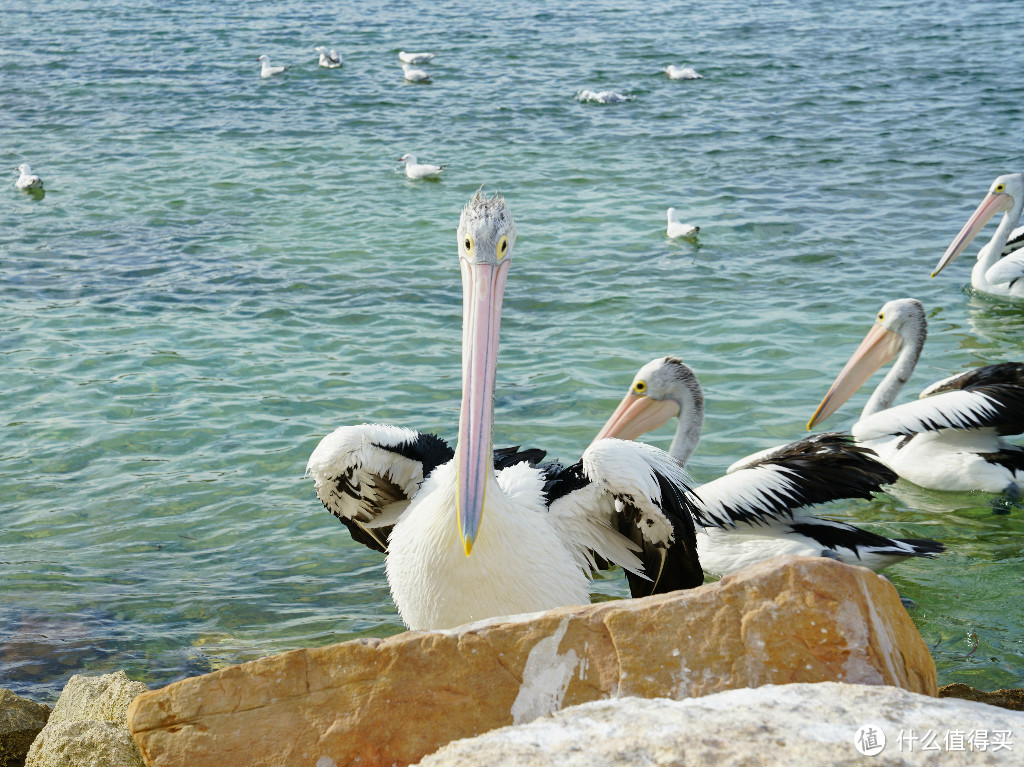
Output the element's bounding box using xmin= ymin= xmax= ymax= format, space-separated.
xmin=15 ymin=163 xmax=43 ymax=191
xmin=399 ymin=51 xmax=435 ymax=64
xmin=257 ymin=54 xmax=286 ymax=78
xmin=808 ymin=298 xmax=1024 ymax=496
xmin=665 ymin=65 xmax=702 ymax=80
xmin=398 ymin=154 xmax=446 ymax=180
xmin=308 ymin=191 xmax=705 ymax=630
xmin=401 ymin=63 xmax=431 ymax=82
xmin=932 ymin=173 xmax=1024 ymax=299
xmin=315 ymin=46 xmax=342 ymax=68
xmin=666 ymin=208 xmax=699 ymax=239
xmin=595 ymin=356 xmax=943 ymax=575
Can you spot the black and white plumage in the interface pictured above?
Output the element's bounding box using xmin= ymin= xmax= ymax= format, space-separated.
xmin=307 ymin=192 xmax=703 ymax=630
xmin=666 ymin=207 xmax=699 ymax=239
xmin=808 ymin=298 xmax=1024 ymax=494
xmin=594 ymin=356 xmax=943 ymax=575
xmin=932 ymin=173 xmax=1024 ymax=299
xmin=315 ymin=46 xmax=342 ymax=68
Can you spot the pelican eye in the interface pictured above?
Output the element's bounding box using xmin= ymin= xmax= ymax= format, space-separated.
xmin=995 ymin=183 xmax=1006 ymax=193
xmin=464 ymin=235 xmax=474 ymax=253
xmin=633 ymin=380 xmax=647 ymax=394
xmin=877 ymin=312 xmax=885 ymax=321
xmin=497 ymin=235 xmax=509 ymax=259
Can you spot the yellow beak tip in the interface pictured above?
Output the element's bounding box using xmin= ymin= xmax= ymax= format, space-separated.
xmin=463 ymin=537 xmax=474 ymax=557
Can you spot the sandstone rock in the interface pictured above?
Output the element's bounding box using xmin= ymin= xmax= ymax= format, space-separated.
xmin=49 ymin=671 xmax=148 ymax=727
xmin=0 ymin=689 xmax=51 ymax=767
xmin=418 ymin=682 xmax=1024 ymax=767
xmin=127 ymin=556 xmax=937 ymax=767
xmin=24 ymin=722 xmax=143 ymax=767
xmin=940 ymin=683 xmax=1024 ymax=711
xmin=23 ymin=672 xmax=146 ymax=767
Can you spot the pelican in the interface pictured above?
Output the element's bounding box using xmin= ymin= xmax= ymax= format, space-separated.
xmin=399 ymin=51 xmax=435 ymax=64
xmin=665 ymin=65 xmax=702 ymax=80
xmin=666 ymin=207 xmax=699 ymax=239
xmin=308 ymin=191 xmax=705 ymax=630
xmin=398 ymin=154 xmax=445 ymax=180
xmin=315 ymin=46 xmax=342 ymax=68
xmin=401 ymin=63 xmax=431 ymax=82
xmin=932 ymin=173 xmax=1024 ymax=299
xmin=257 ymin=54 xmax=286 ymax=78
xmin=595 ymin=357 xmax=943 ymax=575
xmin=808 ymin=298 xmax=1024 ymax=496
xmin=15 ymin=163 xmax=43 ymax=191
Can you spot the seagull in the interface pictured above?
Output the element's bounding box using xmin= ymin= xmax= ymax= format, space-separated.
xmin=399 ymin=154 xmax=446 ymax=180
xmin=399 ymin=51 xmax=436 ymax=64
xmin=315 ymin=46 xmax=342 ymax=68
xmin=15 ymin=164 xmax=43 ymax=191
xmin=666 ymin=207 xmax=699 ymax=239
xmin=665 ymin=65 xmax=703 ymax=80
xmin=257 ymin=55 xmax=286 ymax=78
xmin=401 ymin=63 xmax=431 ymax=82
xmin=595 ymin=356 xmax=943 ymax=575
xmin=577 ymin=90 xmax=630 ymax=104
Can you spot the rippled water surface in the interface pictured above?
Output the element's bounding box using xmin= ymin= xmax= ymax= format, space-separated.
xmin=3 ymin=0 xmax=1024 ymax=700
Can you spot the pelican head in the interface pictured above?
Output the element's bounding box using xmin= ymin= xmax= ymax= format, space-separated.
xmin=594 ymin=356 xmax=697 ymax=442
xmin=932 ymin=173 xmax=1024 ymax=277
xmin=456 ymin=190 xmax=516 ymax=555
xmin=807 ymin=298 xmax=925 ymax=429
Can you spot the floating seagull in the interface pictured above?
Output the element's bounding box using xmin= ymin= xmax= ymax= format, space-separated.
xmin=15 ymin=163 xmax=43 ymax=191
xmin=595 ymin=356 xmax=943 ymax=575
xmin=808 ymin=298 xmax=1024 ymax=497
xmin=257 ymin=54 xmax=286 ymax=78
xmin=666 ymin=207 xmax=699 ymax=239
xmin=932 ymin=173 xmax=1024 ymax=299
xmin=308 ymin=191 xmax=705 ymax=630
xmin=315 ymin=46 xmax=342 ymax=68
xmin=398 ymin=153 xmax=446 ymax=180
xmin=401 ymin=63 xmax=431 ymax=82
xmin=665 ymin=65 xmax=703 ymax=80
xmin=399 ymin=51 xmax=435 ymax=64
xmin=577 ymin=90 xmax=631 ymax=104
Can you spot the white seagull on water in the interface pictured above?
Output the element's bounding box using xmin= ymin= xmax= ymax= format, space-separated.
xmin=399 ymin=154 xmax=445 ymax=180
xmin=315 ymin=47 xmax=342 ymax=68
xmin=257 ymin=54 xmax=286 ymax=78
xmin=577 ymin=89 xmax=631 ymax=104
xmin=399 ymin=51 xmax=435 ymax=64
xmin=665 ymin=65 xmax=703 ymax=80
xmin=15 ymin=163 xmax=43 ymax=191
xmin=401 ymin=63 xmax=431 ymax=82
xmin=666 ymin=207 xmax=699 ymax=239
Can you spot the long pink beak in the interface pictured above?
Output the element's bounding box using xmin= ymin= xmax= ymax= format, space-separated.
xmin=807 ymin=322 xmax=902 ymax=429
xmin=932 ymin=191 xmax=1013 ymax=277
xmin=593 ymin=392 xmax=680 ymax=442
xmin=456 ymin=257 xmax=509 ymax=556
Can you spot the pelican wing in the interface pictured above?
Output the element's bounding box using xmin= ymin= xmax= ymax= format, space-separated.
xmin=544 ymin=439 xmax=703 ymax=597
xmin=695 ymin=433 xmax=897 ymax=528
xmin=985 ymin=251 xmax=1024 ymax=285
xmin=920 ymin=362 xmax=1024 ymax=397
xmin=1000 ymin=224 xmax=1024 ymax=258
xmin=307 ymin=424 xmax=454 ymax=553
xmin=855 ymin=382 xmax=1024 ymax=440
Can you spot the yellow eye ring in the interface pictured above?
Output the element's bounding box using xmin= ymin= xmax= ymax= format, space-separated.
xmin=464 ymin=235 xmax=474 ymax=254
xmin=878 ymin=312 xmax=885 ymax=321
xmin=995 ymin=183 xmax=1006 ymax=193
xmin=633 ymin=380 xmax=647 ymax=394
xmin=497 ymin=235 xmax=508 ymax=259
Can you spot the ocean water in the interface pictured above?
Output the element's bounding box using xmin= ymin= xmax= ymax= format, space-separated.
xmin=2 ymin=0 xmax=1023 ymax=701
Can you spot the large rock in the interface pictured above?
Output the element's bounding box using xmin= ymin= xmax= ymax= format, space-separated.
xmin=25 ymin=672 xmax=146 ymax=767
xmin=418 ymin=682 xmax=1024 ymax=767
xmin=127 ymin=556 xmax=937 ymax=767
xmin=0 ymin=689 xmax=50 ymax=767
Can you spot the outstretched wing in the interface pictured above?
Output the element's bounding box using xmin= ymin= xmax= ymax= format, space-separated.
xmin=696 ymin=433 xmax=897 ymax=528
xmin=545 ymin=439 xmax=704 ymax=598
xmin=307 ymin=423 xmax=454 ymax=553
xmin=853 ymin=367 xmax=1024 ymax=440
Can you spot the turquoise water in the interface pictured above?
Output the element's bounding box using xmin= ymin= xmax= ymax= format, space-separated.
xmin=3 ymin=0 xmax=1023 ymax=700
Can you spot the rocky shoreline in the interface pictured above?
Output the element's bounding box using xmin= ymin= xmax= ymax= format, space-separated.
xmin=3 ymin=557 xmax=1023 ymax=767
